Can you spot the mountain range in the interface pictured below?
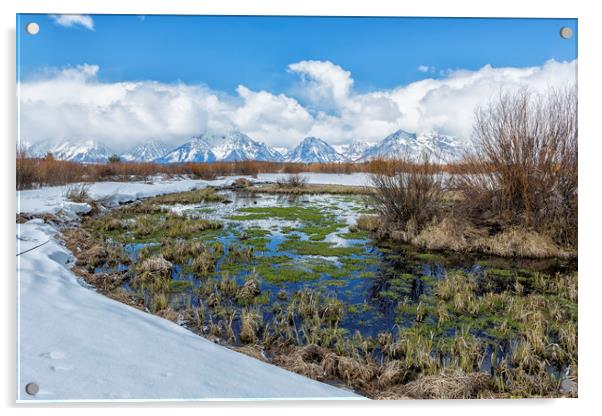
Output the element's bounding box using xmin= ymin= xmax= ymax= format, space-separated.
xmin=156 ymin=131 xmax=285 ymax=164
xmin=23 ymin=129 xmax=467 ymax=164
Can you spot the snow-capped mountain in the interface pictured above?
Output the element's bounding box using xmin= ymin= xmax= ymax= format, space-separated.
xmin=154 ymin=136 xmax=216 ymax=163
xmin=121 ymin=140 xmax=172 ymax=162
xmin=287 ymin=137 xmax=348 ymax=163
xmin=27 ymin=139 xmax=115 ymax=163
xmin=155 ymin=131 xmax=284 ymax=164
xmin=336 ymin=140 xmax=376 ymax=162
xmin=273 ymin=147 xmax=290 ymax=160
xmin=358 ymin=130 xmax=466 ymax=162
xmin=22 ymin=129 xmax=467 ymax=165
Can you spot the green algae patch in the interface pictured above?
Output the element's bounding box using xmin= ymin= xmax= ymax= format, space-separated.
xmin=254 ymin=262 xmax=320 ymax=283
xmin=279 ymin=239 xmax=365 ymax=257
xmin=169 ymin=280 xmax=193 ymax=292
xmin=337 ymin=230 xmax=369 ymax=240
xmin=228 ymin=206 xmax=328 ymax=222
xmin=412 ymin=252 xmax=444 ymax=263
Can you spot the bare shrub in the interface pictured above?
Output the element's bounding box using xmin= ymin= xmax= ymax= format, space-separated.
xmin=276 ymin=173 xmax=308 ymax=188
xmin=370 ymin=153 xmax=445 ymax=234
xmin=16 ymin=146 xmax=38 ymax=190
xmin=459 ymin=86 xmax=577 ymax=247
xmin=64 ymin=183 xmax=91 ymax=203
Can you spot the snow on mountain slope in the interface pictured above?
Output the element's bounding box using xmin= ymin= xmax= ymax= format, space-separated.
xmin=155 ymin=136 xmax=216 ymax=164
xmin=273 ymin=147 xmax=290 ymax=159
xmin=336 ymin=141 xmax=376 ymax=162
xmin=156 ymin=131 xmax=284 ymax=163
xmin=121 ymin=140 xmax=172 ymax=162
xmin=287 ymin=137 xmax=348 ymax=163
xmin=26 ymin=140 xmax=114 ymax=163
xmin=22 ymin=129 xmax=467 ymax=165
xmin=359 ymin=130 xmax=466 ymax=162
xmin=16 ymin=178 xmax=363 ymax=401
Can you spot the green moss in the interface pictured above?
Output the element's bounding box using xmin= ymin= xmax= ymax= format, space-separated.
xmin=323 ymin=280 xmax=348 ymax=287
xmin=169 ymin=280 xmax=193 ymax=292
xmin=243 ymin=237 xmax=270 ymax=251
xmin=241 ymin=227 xmax=271 ymax=239
xmin=196 ymin=207 xmax=215 ymax=214
xmin=347 ymin=304 xmax=359 ymax=313
xmin=413 ymin=252 xmax=444 ymax=262
xmin=150 ymin=188 xmax=224 ymax=205
xmin=302 ymin=222 xmax=346 ymax=241
xmin=475 ymin=259 xmax=499 ymax=268
xmin=252 ymin=291 xmax=271 ymax=305
xmin=337 ymin=230 xmax=369 ymax=240
xmin=254 ymin=263 xmax=320 ymax=283
xmin=227 ymin=206 xmax=329 ymax=222
xmin=122 ymin=213 xmax=223 ymax=243
xmin=487 ymin=268 xmax=514 ymax=278
xmin=279 ymin=238 xmax=364 ymax=257
xmin=379 ymin=290 xmax=400 ymax=301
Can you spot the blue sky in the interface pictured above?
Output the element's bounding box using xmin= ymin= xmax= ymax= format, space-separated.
xmin=18 ymin=15 xmax=576 ymax=91
xmin=17 ymin=14 xmax=577 ymax=150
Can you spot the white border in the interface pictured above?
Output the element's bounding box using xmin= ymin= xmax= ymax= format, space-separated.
xmin=2 ymin=0 xmax=600 ymax=414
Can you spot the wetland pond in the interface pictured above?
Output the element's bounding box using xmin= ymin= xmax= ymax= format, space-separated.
xmin=78 ymin=187 xmax=577 ymax=396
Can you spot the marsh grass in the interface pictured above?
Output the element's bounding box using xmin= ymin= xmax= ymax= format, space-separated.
xmin=151 ymin=187 xmax=224 ymax=205
xmin=251 ymin=183 xmax=373 ymax=195
xmin=64 ymin=185 xmax=577 ymax=399
xmin=240 ymin=307 xmax=263 ymax=343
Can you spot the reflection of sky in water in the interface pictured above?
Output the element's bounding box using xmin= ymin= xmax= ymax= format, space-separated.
xmin=112 ymin=191 xmax=575 ymax=366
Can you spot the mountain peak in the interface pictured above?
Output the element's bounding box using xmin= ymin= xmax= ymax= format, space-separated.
xmin=122 ymin=140 xmax=172 ymax=162
xmin=384 ymin=129 xmax=417 ymax=141
xmin=288 ymin=136 xmax=348 ymax=163
xmin=156 ymin=131 xmax=284 ymax=163
xmin=358 ymin=129 xmax=464 ymax=162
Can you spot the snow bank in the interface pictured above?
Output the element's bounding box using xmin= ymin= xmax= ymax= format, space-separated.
xmin=17 ymin=173 xmax=372 ymax=216
xmin=16 ymin=175 xmax=366 ymax=401
xmin=257 ymin=173 xmax=371 ymax=187
xmin=18 ymin=177 xmax=234 ymax=216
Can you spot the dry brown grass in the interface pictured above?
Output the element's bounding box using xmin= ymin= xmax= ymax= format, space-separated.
xmin=475 ymin=227 xmax=574 ymax=258
xmin=411 ymin=217 xmax=482 ymax=252
xmin=356 ymin=215 xmax=381 ymax=232
xmin=378 ymin=371 xmax=493 ymax=399
xmin=239 ymin=308 xmax=263 ymax=344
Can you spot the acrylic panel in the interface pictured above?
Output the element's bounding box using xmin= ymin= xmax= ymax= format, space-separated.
xmin=16 ymin=14 xmax=578 ymax=402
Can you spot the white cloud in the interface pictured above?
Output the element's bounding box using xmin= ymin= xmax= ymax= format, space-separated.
xmin=49 ymin=14 xmax=94 ymax=31
xmin=288 ymin=60 xmax=354 ymax=111
xmin=18 ymin=59 xmax=576 ymax=151
xmin=417 ymin=65 xmax=436 ymax=73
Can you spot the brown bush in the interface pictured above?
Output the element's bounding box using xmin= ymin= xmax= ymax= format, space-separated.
xmin=16 ymin=147 xmax=38 ymax=190
xmin=370 ymin=153 xmax=445 ymax=234
xmin=459 ymin=86 xmax=577 ymax=247
xmin=17 ymin=152 xmax=484 ymax=191
xmin=276 ymin=173 xmax=308 ymax=188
